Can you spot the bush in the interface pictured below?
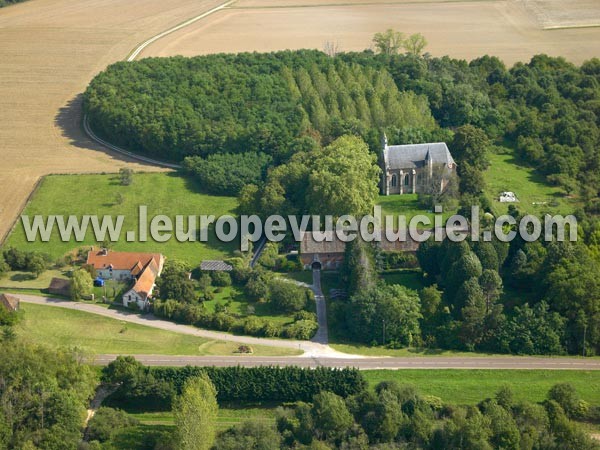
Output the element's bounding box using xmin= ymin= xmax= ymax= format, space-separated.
xmin=294 ymin=310 xmax=317 ymax=322
xmin=243 ymin=316 xmax=268 ymax=336
xmin=184 ymin=152 xmax=272 ymax=195
xmin=263 ymin=322 xmax=283 ymax=338
xmin=269 ymin=279 xmax=307 ymax=313
xmin=87 ymin=407 xmax=138 ymax=442
xmin=211 ymin=271 xmax=232 ymax=287
xmin=211 ymin=312 xmax=236 ymax=331
xmin=284 ymin=320 xmax=318 ymax=340
xmin=380 ymin=252 xmax=419 ymax=270
xmin=2 ymin=247 xmax=50 ymax=275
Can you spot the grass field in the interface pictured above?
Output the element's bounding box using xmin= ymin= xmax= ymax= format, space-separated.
xmin=106 ymin=369 xmax=600 ymax=449
xmin=202 ymin=284 xmax=301 ymax=326
xmin=484 ymin=150 xmax=577 ymax=216
xmin=381 ymin=269 xmax=424 ymax=291
xmin=16 ymin=303 xmax=299 ymax=356
xmin=129 ymin=405 xmax=276 ymax=429
xmin=5 ymin=172 xmax=238 ymax=265
xmin=108 ymin=406 xmax=277 ymax=449
xmin=377 ymin=194 xmax=456 ymax=227
xmin=363 ymin=369 xmax=600 ymax=405
xmin=0 ymin=269 xmax=69 ymax=289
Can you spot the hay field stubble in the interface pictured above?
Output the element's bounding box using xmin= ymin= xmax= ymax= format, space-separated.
xmin=140 ymin=0 xmax=600 ymax=65
xmin=0 ymin=0 xmax=225 ymax=243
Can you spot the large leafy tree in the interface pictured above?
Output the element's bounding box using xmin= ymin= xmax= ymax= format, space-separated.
xmin=346 ymin=284 xmax=422 ymax=346
xmin=542 ymin=243 xmax=600 ymax=354
xmin=173 ymin=374 xmax=218 ymax=450
xmin=0 ymin=343 xmax=96 ymax=450
xmin=306 ymin=135 xmax=380 ymax=217
xmin=156 ymin=259 xmax=195 ymax=302
xmin=71 ymin=268 xmax=93 ymax=301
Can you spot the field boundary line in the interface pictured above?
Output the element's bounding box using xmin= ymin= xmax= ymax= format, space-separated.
xmin=126 ymin=0 xmax=236 ymax=61
xmin=83 ymin=115 xmax=182 ymax=169
xmin=0 ymin=176 xmax=44 ymax=246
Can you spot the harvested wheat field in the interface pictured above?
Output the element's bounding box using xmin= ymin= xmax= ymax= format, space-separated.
xmin=140 ymin=0 xmax=600 ymax=65
xmin=0 ymin=0 xmax=225 ymax=243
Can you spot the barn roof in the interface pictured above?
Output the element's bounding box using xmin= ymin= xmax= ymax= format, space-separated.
xmin=200 ymin=260 xmax=233 ymax=272
xmin=0 ymin=293 xmax=20 ymax=312
xmin=300 ymin=227 xmax=469 ymax=255
xmin=384 ymin=142 xmax=455 ymax=170
xmin=48 ymin=278 xmax=71 ymax=296
xmin=130 ymin=258 xmax=160 ymax=300
xmin=86 ymin=250 xmax=163 ymax=272
xmin=300 ymin=231 xmax=346 ymax=255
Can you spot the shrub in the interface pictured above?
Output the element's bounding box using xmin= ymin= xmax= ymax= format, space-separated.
xmin=211 ymin=312 xmax=236 ymax=331
xmin=87 ymin=407 xmax=138 ymax=442
xmin=269 ymin=279 xmax=307 ymax=313
xmin=294 ymin=310 xmax=317 ymax=322
xmin=284 ymin=320 xmax=318 ymax=340
xmin=211 ymin=271 xmax=232 ymax=287
xmin=183 ymin=152 xmax=272 ymax=195
xmin=263 ymin=322 xmax=283 ymax=338
xmin=243 ymin=316 xmax=267 ymax=336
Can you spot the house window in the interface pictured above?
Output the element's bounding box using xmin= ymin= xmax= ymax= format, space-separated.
xmin=404 ymin=174 xmax=410 ymax=186
xmin=391 ymin=174 xmax=397 ymax=187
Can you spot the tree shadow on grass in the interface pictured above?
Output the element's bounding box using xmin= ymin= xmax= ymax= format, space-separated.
xmin=54 ymin=94 xmax=167 ymax=168
xmin=10 ymin=272 xmax=36 ymax=282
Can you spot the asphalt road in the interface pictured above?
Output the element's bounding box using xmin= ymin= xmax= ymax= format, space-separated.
xmin=19 ymin=295 xmax=600 ymax=370
xmin=92 ymin=354 xmax=600 ymax=370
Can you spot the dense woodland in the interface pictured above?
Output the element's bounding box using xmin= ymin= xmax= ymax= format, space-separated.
xmin=85 ymin=50 xmax=600 ymax=207
xmin=85 ymin=356 xmax=600 ymax=450
xmin=333 ymin=230 xmax=600 ymax=356
xmin=83 ymin=47 xmax=600 ymax=356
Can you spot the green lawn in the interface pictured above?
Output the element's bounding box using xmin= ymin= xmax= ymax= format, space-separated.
xmin=202 ymin=285 xmax=297 ymax=326
xmin=377 ymin=194 xmax=455 ymax=227
xmin=484 ymin=150 xmax=577 ymax=216
xmin=128 ymin=405 xmax=276 ymax=430
xmin=381 ymin=269 xmax=425 ymax=291
xmin=363 ymin=370 xmax=600 ymax=405
xmin=16 ymin=303 xmax=300 ymax=356
xmin=5 ymin=172 xmax=238 ymax=265
xmin=109 ymin=406 xmax=277 ymax=449
xmin=0 ymin=269 xmax=69 ymax=290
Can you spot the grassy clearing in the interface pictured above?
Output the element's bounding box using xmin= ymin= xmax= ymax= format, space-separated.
xmin=363 ymin=370 xmax=600 ymax=405
xmin=381 ymin=269 xmax=425 ymax=291
xmin=16 ymin=303 xmax=300 ymax=356
xmin=484 ymin=150 xmax=577 ymax=216
xmin=202 ymin=285 xmax=298 ymax=326
xmin=5 ymin=173 xmax=238 ymax=266
xmin=0 ymin=269 xmax=69 ymax=290
xmin=376 ymin=194 xmax=455 ymax=227
xmin=110 ymin=406 xmax=277 ymax=449
xmin=129 ymin=405 xmax=276 ymax=429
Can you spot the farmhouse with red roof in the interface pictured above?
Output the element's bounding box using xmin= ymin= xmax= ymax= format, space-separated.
xmin=86 ymin=249 xmax=165 ymax=310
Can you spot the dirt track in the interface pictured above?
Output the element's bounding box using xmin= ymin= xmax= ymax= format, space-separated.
xmin=0 ymin=0 xmax=224 ymax=243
